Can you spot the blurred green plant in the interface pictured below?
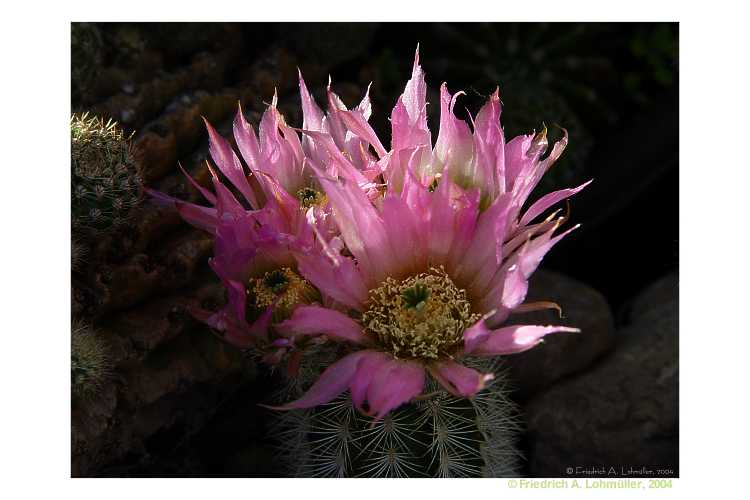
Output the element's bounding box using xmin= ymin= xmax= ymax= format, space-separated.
xmin=624 ymin=24 xmax=679 ymax=105
xmin=71 ymin=320 xmax=112 ymax=400
xmin=71 ymin=23 xmax=103 ymax=104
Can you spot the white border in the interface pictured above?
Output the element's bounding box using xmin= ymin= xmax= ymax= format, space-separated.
xmin=2 ymin=1 xmax=749 ymax=498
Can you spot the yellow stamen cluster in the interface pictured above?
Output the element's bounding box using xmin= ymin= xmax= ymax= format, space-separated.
xmin=247 ymin=267 xmax=319 ymax=322
xmin=362 ymin=267 xmax=480 ymax=360
xmin=296 ymin=186 xmax=327 ymax=209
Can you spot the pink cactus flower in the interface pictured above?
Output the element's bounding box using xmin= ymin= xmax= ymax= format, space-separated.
xmin=146 ymin=75 xmax=381 ymax=356
xmin=271 ymin=48 xmax=591 ymax=419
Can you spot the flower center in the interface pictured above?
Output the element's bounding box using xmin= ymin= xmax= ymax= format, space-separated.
xmin=296 ymin=186 xmax=327 ymax=209
xmin=247 ymin=267 xmax=319 ymax=322
xmin=362 ymin=267 xmax=481 ymax=360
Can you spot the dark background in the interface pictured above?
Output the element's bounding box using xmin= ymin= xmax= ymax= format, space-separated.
xmin=71 ymin=23 xmax=678 ymax=477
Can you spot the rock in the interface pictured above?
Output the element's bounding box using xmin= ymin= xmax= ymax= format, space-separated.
xmin=502 ymin=270 xmax=616 ymax=399
xmin=624 ymin=272 xmax=678 ymax=323
xmin=71 ymin=284 xmax=258 ymax=477
xmin=90 ymin=48 xmax=232 ymax=132
xmin=524 ymin=273 xmax=678 ymax=477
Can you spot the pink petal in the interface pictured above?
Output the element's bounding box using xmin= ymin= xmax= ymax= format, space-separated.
xmin=433 ymin=83 xmax=474 ymax=174
xmin=266 ymin=351 xmax=368 ymax=410
xmin=471 ymin=324 xmax=580 ymax=356
xmin=381 ymin=194 xmax=426 ymax=275
xmin=210 ymin=215 xmax=264 ymax=281
xmin=174 ymin=202 xmax=219 ymax=232
xmin=204 ymin=117 xmax=258 ymax=208
xmin=298 ymin=130 xmax=368 ymax=184
xmin=472 ymin=87 xmax=506 ymax=195
xmin=325 ymin=83 xmax=348 ymax=148
xmin=244 ymin=306 xmax=273 ymax=344
xmin=462 ymin=316 xmax=493 ymax=355
xmin=365 ymin=359 xmax=425 ymax=420
xmin=445 ymin=188 xmax=481 ymax=266
xmin=257 ymin=105 xmax=303 ymax=194
xmin=145 ymin=188 xmax=218 ymax=233
xmin=479 ymin=223 xmax=580 ymax=314
xmin=504 ymin=133 xmax=534 ymax=192
xmin=390 ymin=46 xmax=431 ymax=152
xmin=520 ymin=179 xmax=592 ymax=226
xmin=275 ymin=305 xmax=370 ymax=345
xmin=252 ymin=169 xmax=301 ymax=228
xmin=498 ymin=262 xmax=529 ymax=313
xmin=221 ymin=306 xmax=273 ymax=349
xmin=195 ymin=284 xmax=271 ymax=349
xmin=355 ymin=82 xmax=373 ymax=120
xmin=233 ymin=104 xmax=263 ymax=172
xmin=452 ymin=193 xmax=511 ymax=286
xmin=279 ymin=120 xmax=304 ymax=169
xmin=511 ymin=129 xmax=568 ymax=214
xmin=224 ymin=278 xmax=247 ymax=323
xmin=207 ymin=165 xmax=246 ymax=219
xmin=178 ymin=163 xmax=217 ymax=205
xmin=315 ymin=173 xmax=396 ymax=285
xmin=295 ymin=250 xmax=368 ymax=311
xmin=401 ymin=46 xmax=428 ymax=126
xmin=516 ymin=223 xmax=580 ymax=279
xmin=474 ymin=88 xmax=504 ymax=148
xmin=338 ymin=110 xmax=387 ymax=158
xmin=298 ymin=70 xmax=325 ymax=132
xmin=350 ymin=351 xmax=392 ymax=412
xmin=471 ymin=134 xmax=500 ymax=198
xmin=428 ymin=360 xmax=494 ymax=398
xmin=426 ymin=174 xmax=460 ymax=263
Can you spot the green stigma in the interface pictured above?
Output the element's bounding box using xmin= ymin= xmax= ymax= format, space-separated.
xmin=401 ymin=282 xmax=431 ymax=311
xmin=263 ymin=269 xmax=290 ymax=294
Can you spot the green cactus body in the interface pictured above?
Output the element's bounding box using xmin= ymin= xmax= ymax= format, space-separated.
xmin=71 ymin=113 xmax=142 ymax=235
xmin=271 ymin=354 xmax=521 ymax=477
xmin=71 ymin=321 xmax=112 ymax=400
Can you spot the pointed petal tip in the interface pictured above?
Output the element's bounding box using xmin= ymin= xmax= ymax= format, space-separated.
xmin=559 ymin=326 xmax=581 ymax=333
xmin=298 ymin=69 xmax=312 ymax=94
xmin=205 ymin=161 xmax=218 ymax=179
xmin=236 ymin=100 xmax=244 ymax=116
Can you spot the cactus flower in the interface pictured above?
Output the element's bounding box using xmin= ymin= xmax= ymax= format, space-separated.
xmin=146 ymin=75 xmax=381 ymax=356
xmin=271 ymin=49 xmax=591 ymax=419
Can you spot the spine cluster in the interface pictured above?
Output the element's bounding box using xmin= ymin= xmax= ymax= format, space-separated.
xmin=71 ymin=113 xmax=143 ymax=235
xmin=71 ymin=321 xmax=112 ymax=400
